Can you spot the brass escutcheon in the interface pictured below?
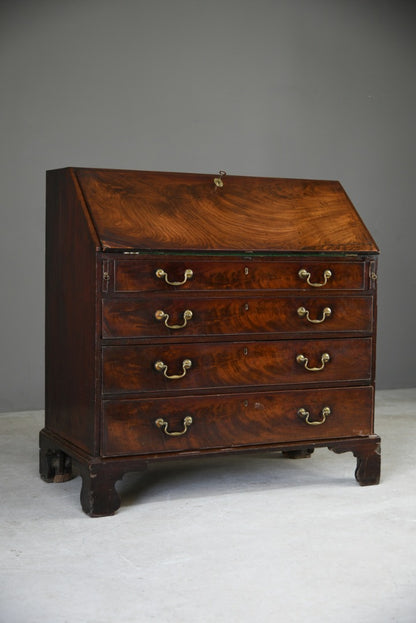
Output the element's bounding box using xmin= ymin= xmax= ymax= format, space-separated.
xmin=213 ymin=170 xmax=227 ymax=188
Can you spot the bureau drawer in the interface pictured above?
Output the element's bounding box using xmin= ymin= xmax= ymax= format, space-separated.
xmin=102 ymin=337 xmax=373 ymax=394
xmin=102 ymin=295 xmax=374 ymax=338
xmin=101 ymin=386 xmax=374 ymax=457
xmin=111 ymin=258 xmax=368 ymax=292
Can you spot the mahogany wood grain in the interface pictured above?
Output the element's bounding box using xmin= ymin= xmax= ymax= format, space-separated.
xmin=74 ymin=168 xmax=379 ymax=253
xmin=112 ymin=257 xmax=368 ymax=292
xmin=102 ymin=386 xmax=374 ymax=457
xmin=102 ymin=294 xmax=374 ymax=339
xmin=102 ymin=337 xmax=373 ymax=394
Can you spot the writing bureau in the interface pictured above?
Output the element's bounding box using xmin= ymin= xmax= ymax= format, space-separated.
xmin=40 ymin=168 xmax=380 ymax=516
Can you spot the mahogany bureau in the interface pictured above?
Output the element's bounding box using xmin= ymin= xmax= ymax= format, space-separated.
xmin=40 ymin=168 xmax=380 ymax=516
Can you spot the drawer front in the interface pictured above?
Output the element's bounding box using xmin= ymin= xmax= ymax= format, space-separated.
xmin=102 ymin=387 xmax=374 ymax=457
xmin=102 ymin=337 xmax=373 ymax=394
xmin=102 ymin=295 xmax=374 ymax=338
xmin=112 ymin=258 xmax=367 ymax=292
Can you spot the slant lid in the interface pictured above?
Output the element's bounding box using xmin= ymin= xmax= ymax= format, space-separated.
xmin=73 ymin=168 xmax=379 ymax=254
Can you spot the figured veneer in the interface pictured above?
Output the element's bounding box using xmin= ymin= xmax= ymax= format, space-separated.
xmin=102 ymin=295 xmax=373 ymax=339
xmin=74 ymin=169 xmax=378 ymax=253
xmin=112 ymin=258 xmax=368 ymax=292
xmin=102 ymin=386 xmax=374 ymax=457
xmin=102 ymin=338 xmax=373 ymax=394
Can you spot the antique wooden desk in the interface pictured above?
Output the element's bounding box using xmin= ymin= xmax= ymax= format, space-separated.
xmin=40 ymin=168 xmax=380 ymax=516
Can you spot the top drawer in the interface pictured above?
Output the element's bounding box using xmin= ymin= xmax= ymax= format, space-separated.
xmin=104 ymin=257 xmax=370 ymax=293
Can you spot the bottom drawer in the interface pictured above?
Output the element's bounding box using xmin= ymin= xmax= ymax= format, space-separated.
xmin=102 ymin=387 xmax=373 ymax=457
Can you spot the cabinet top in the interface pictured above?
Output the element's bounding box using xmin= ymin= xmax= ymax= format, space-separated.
xmin=50 ymin=167 xmax=379 ymax=254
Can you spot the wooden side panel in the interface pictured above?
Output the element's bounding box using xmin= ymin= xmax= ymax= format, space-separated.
xmin=45 ymin=168 xmax=100 ymax=454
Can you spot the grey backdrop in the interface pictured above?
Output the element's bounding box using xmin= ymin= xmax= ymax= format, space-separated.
xmin=1 ymin=0 xmax=415 ymax=411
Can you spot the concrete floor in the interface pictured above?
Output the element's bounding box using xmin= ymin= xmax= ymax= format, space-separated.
xmin=0 ymin=388 xmax=415 ymax=623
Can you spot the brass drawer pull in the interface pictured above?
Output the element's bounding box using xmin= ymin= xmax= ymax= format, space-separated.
xmin=297 ymin=306 xmax=332 ymax=324
xmin=155 ymin=309 xmax=193 ymax=330
xmin=155 ymin=416 xmax=193 ymax=437
xmin=296 ymin=352 xmax=330 ymax=371
xmin=154 ymin=358 xmax=192 ymax=379
xmin=298 ymin=406 xmax=331 ymax=426
xmin=156 ymin=268 xmax=193 ymax=286
xmin=298 ymin=268 xmax=332 ymax=287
